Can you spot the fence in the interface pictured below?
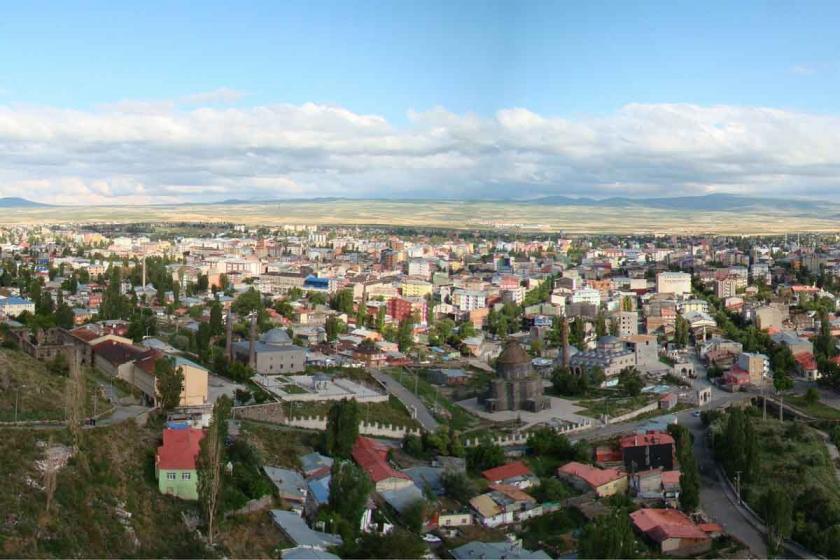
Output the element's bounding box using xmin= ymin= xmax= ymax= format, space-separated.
xmin=462 ymin=418 xmax=593 ymax=448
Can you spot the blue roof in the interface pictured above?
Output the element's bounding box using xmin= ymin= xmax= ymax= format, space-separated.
xmin=307 ymin=476 xmax=330 ymax=505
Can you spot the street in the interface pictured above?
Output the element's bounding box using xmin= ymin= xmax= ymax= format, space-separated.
xmin=371 ymin=370 xmax=439 ymax=431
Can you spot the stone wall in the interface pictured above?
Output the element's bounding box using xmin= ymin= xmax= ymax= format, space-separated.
xmin=462 ymin=418 xmax=593 ymax=448
xmin=231 ymin=403 xmax=421 ymax=439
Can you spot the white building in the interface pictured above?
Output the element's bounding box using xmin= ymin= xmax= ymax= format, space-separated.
xmin=570 ymin=287 xmax=601 ymax=307
xmin=656 ymin=272 xmax=691 ymax=296
xmin=0 ymin=296 xmax=35 ymax=317
xmin=452 ymin=289 xmax=487 ymax=312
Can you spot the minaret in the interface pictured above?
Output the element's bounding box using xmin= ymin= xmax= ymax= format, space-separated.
xmin=225 ymin=309 xmax=233 ymax=361
xmin=248 ymin=313 xmax=257 ymax=370
xmin=561 ymin=316 xmax=570 ymax=370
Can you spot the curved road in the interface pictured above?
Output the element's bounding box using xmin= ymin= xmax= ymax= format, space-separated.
xmin=371 ymin=370 xmax=439 ymax=431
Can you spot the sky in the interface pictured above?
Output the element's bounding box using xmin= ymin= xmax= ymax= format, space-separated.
xmin=2 ymin=0 xmax=840 ymax=204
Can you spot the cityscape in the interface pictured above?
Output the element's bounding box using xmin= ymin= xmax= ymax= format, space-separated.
xmin=3 ymin=2 xmax=840 ymax=560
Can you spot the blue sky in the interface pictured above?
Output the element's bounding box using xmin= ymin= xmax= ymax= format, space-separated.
xmin=2 ymin=0 xmax=839 ymax=119
xmin=2 ymin=1 xmax=840 ymax=204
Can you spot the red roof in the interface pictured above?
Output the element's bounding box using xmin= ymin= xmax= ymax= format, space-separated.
xmin=156 ymin=428 xmax=204 ymax=470
xmin=352 ymin=436 xmax=409 ymax=483
xmin=630 ymin=508 xmax=709 ymax=542
xmin=481 ymin=460 xmax=532 ymax=483
xmin=558 ymin=461 xmax=625 ymax=489
xmin=619 ymin=431 xmax=675 ymax=450
xmin=661 ymin=470 xmax=682 ymax=486
xmin=70 ymin=328 xmax=100 ymax=342
xmin=134 ymin=350 xmax=165 ymax=375
xmin=794 ymin=352 xmax=817 ymax=371
xmin=92 ymin=339 xmax=148 ymax=366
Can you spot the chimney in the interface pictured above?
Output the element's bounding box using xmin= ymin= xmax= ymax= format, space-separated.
xmin=248 ymin=313 xmax=257 ymax=370
xmin=225 ymin=309 xmax=233 ymax=361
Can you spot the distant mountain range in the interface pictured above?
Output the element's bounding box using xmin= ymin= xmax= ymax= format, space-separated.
xmin=0 ymin=193 xmax=837 ymax=216
xmin=525 ymin=193 xmax=836 ymax=213
xmin=0 ymin=197 xmax=53 ymax=208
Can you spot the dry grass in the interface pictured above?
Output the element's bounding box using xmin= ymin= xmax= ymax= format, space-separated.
xmin=0 ymin=348 xmax=109 ymax=422
xmin=1 ymin=200 xmax=837 ymax=233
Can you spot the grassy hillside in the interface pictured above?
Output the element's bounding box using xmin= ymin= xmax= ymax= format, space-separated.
xmin=0 ymin=419 xmax=302 ymax=558
xmin=0 ymin=422 xmax=205 ymax=558
xmin=0 ymin=347 xmax=109 ymax=423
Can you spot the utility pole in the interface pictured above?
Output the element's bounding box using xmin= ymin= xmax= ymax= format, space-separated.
xmin=735 ymin=470 xmax=742 ymax=504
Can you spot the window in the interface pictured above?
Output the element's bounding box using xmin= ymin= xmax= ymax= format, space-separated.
xmin=166 ymin=472 xmax=176 ymax=480
xmin=181 ymin=472 xmax=191 ymax=480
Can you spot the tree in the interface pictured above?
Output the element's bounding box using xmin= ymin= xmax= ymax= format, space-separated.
xmin=155 ymin=357 xmax=185 ymax=412
xmin=209 ymin=301 xmax=224 ymax=336
xmin=760 ymin=487 xmax=793 ymax=555
xmin=197 ymin=395 xmax=232 ymax=545
xmin=341 ymin=529 xmax=426 ymax=559
xmin=325 ymin=399 xmax=360 ymax=460
xmin=397 ymin=316 xmax=414 ymax=352
xmin=618 ymin=366 xmax=644 ymax=396
xmin=804 ymin=386 xmax=820 ymax=405
xmin=595 ymin=311 xmax=607 ymax=338
xmin=441 ymin=470 xmax=477 ymax=504
xmin=232 ymin=287 xmax=262 ymax=315
xmin=325 ymin=315 xmax=346 ymax=342
xmin=578 ymin=511 xmax=639 ymax=559
xmin=54 ymin=302 xmax=75 ymax=329
xmin=328 ymin=460 xmax=373 ymax=540
xmin=330 ymin=289 xmax=355 ymax=315
xmin=466 ymin=439 xmax=504 ymax=474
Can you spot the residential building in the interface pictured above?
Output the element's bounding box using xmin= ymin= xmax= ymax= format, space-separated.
xmin=352 ymin=436 xmax=413 ymax=492
xmin=656 ymin=272 xmax=691 ymax=296
xmin=155 ymin=428 xmax=204 ymax=500
xmin=557 ymin=461 xmax=628 ymax=497
xmin=630 ymin=508 xmax=712 ymax=556
xmin=620 ymin=431 xmax=676 ymax=472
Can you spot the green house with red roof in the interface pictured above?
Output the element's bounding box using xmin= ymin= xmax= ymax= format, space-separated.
xmin=155 ymin=428 xmax=204 ymax=500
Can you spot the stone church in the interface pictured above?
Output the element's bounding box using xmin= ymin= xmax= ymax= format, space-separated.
xmin=482 ymin=340 xmax=550 ymax=412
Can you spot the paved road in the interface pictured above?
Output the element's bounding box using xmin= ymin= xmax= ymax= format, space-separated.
xmin=684 ymin=413 xmax=769 ymax=558
xmin=371 ymin=370 xmax=439 ymax=431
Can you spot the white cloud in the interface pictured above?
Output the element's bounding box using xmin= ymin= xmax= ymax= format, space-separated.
xmin=1 ymin=100 xmax=840 ymax=204
xmin=179 ymin=87 xmax=246 ymax=105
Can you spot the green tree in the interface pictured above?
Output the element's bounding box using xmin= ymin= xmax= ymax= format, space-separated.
xmin=209 ymin=301 xmax=224 ymax=336
xmin=328 ymin=460 xmax=373 ymax=539
xmin=804 ymin=386 xmax=820 ymax=405
xmin=760 ymin=487 xmax=793 ymax=555
xmin=330 ymin=289 xmax=355 ymax=315
xmin=197 ymin=395 xmax=232 ymax=545
xmin=595 ymin=311 xmax=607 ymax=338
xmin=325 ymin=315 xmax=346 ymax=342
xmin=441 ymin=470 xmax=477 ymax=505
xmin=341 ymin=529 xmax=426 ymax=559
xmin=618 ymin=366 xmax=644 ymax=396
xmin=325 ymin=399 xmax=361 ymax=460
xmin=578 ymin=511 xmax=639 ymax=559
xmin=155 ymin=357 xmax=185 ymax=412
xmin=232 ymin=287 xmax=262 ymax=315
xmin=465 ymin=439 xmax=505 ymax=474
xmin=54 ymin=301 xmax=75 ymax=329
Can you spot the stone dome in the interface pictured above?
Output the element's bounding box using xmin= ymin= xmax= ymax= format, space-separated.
xmin=262 ymin=328 xmax=291 ymax=345
xmin=496 ymin=340 xmax=531 ymax=366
